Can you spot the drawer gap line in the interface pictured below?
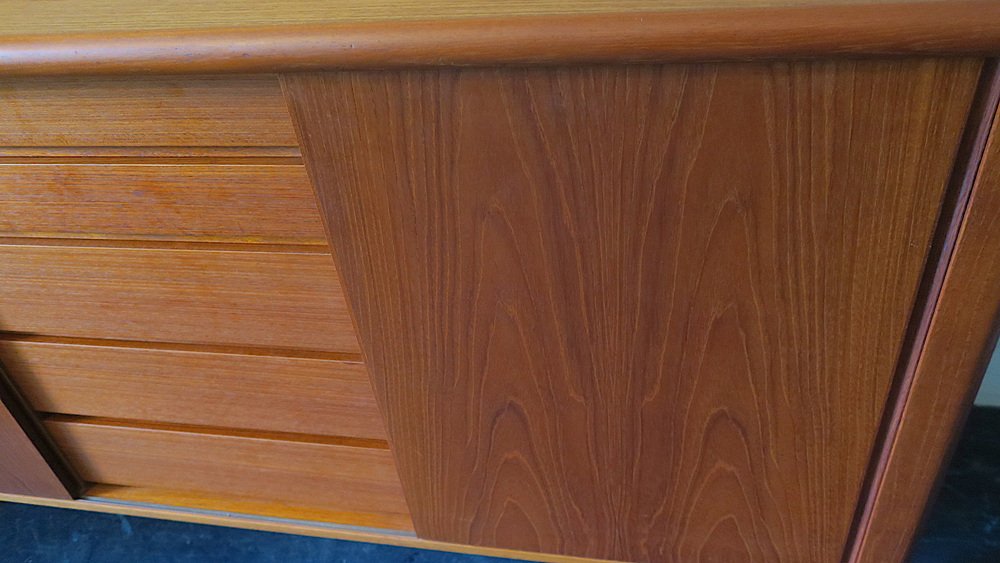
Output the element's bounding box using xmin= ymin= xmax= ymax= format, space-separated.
xmin=0 ymin=332 xmax=364 ymax=362
xmin=0 ymin=236 xmax=331 ymax=253
xmin=43 ymin=414 xmax=390 ymax=450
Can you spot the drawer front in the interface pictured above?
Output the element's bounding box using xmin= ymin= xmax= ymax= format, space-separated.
xmin=0 ymin=245 xmax=358 ymax=353
xmin=45 ymin=417 xmax=411 ymax=523
xmin=0 ymin=75 xmax=297 ymax=147
xmin=0 ymin=338 xmax=386 ymax=440
xmin=0 ymin=164 xmax=326 ymax=243
xmin=0 ymin=73 xmax=406 ymax=529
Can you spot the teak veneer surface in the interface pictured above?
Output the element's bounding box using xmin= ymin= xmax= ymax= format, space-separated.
xmin=0 ymin=244 xmax=359 ymax=353
xmin=0 ymin=337 xmax=385 ymax=440
xmin=0 ymin=147 xmax=303 ymax=160
xmin=285 ymin=59 xmax=981 ymax=561
xmin=852 ymin=82 xmax=1000 ymax=562
xmin=45 ymin=417 xmax=412 ymax=526
xmin=0 ymin=75 xmax=296 ymax=147
xmin=0 ymin=164 xmax=325 ymax=243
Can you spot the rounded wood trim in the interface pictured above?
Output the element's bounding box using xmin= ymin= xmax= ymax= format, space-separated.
xmin=1 ymin=1 xmax=999 ymax=76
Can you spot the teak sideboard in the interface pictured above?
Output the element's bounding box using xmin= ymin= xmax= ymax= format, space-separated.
xmin=1 ymin=2 xmax=1000 ymax=562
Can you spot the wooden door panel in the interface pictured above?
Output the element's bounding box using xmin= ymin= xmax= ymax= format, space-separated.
xmin=284 ymin=59 xmax=981 ymax=561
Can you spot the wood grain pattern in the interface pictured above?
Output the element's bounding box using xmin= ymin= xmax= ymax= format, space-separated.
xmin=0 ymin=363 xmax=74 ymax=499
xmin=0 ymin=244 xmax=359 ymax=353
xmin=0 ymin=337 xmax=385 ymax=440
xmin=0 ymin=164 xmax=325 ymax=243
xmin=851 ymin=79 xmax=1000 ymax=563
xmin=45 ymin=416 xmax=412 ymax=525
xmin=0 ymin=75 xmax=296 ymax=146
xmin=2 ymin=1 xmax=999 ymax=75
xmin=285 ymin=60 xmax=981 ymax=561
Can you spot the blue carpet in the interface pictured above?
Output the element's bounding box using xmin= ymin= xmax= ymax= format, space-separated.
xmin=911 ymin=406 xmax=1000 ymax=562
xmin=0 ymin=502 xmax=517 ymax=563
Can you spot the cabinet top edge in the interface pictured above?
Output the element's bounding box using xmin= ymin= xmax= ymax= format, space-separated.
xmin=1 ymin=0 xmax=998 ymax=76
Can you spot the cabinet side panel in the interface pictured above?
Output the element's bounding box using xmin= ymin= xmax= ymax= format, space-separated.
xmin=284 ymin=60 xmax=980 ymax=561
xmin=853 ymin=64 xmax=1000 ymax=563
xmin=0 ymin=362 xmax=77 ymax=499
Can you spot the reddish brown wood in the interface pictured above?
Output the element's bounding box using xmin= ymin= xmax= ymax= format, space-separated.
xmin=45 ymin=415 xmax=412 ymax=523
xmin=2 ymin=2 xmax=1000 ymax=76
xmin=850 ymin=65 xmax=1000 ymax=563
xmin=0 ymin=147 xmax=302 ymax=160
xmin=0 ymin=244 xmax=359 ymax=353
xmin=0 ymin=75 xmax=296 ymax=146
xmin=0 ymin=413 xmax=68 ymax=498
xmin=0 ymin=362 xmax=78 ymax=499
xmin=0 ymin=336 xmax=387 ymax=440
xmin=284 ymin=60 xmax=981 ymax=561
xmin=0 ymin=164 xmax=326 ymax=244
xmin=85 ymin=484 xmax=415 ymax=532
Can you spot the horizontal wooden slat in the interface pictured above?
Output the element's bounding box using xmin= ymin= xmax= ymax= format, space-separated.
xmin=0 ymin=147 xmax=302 ymax=160
xmin=0 ymin=245 xmax=358 ymax=353
xmin=0 ymin=337 xmax=385 ymax=439
xmin=45 ymin=417 xmax=411 ymax=524
xmin=0 ymin=75 xmax=297 ymax=147
xmin=85 ymin=485 xmax=415 ymax=532
xmin=0 ymin=164 xmax=326 ymax=243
